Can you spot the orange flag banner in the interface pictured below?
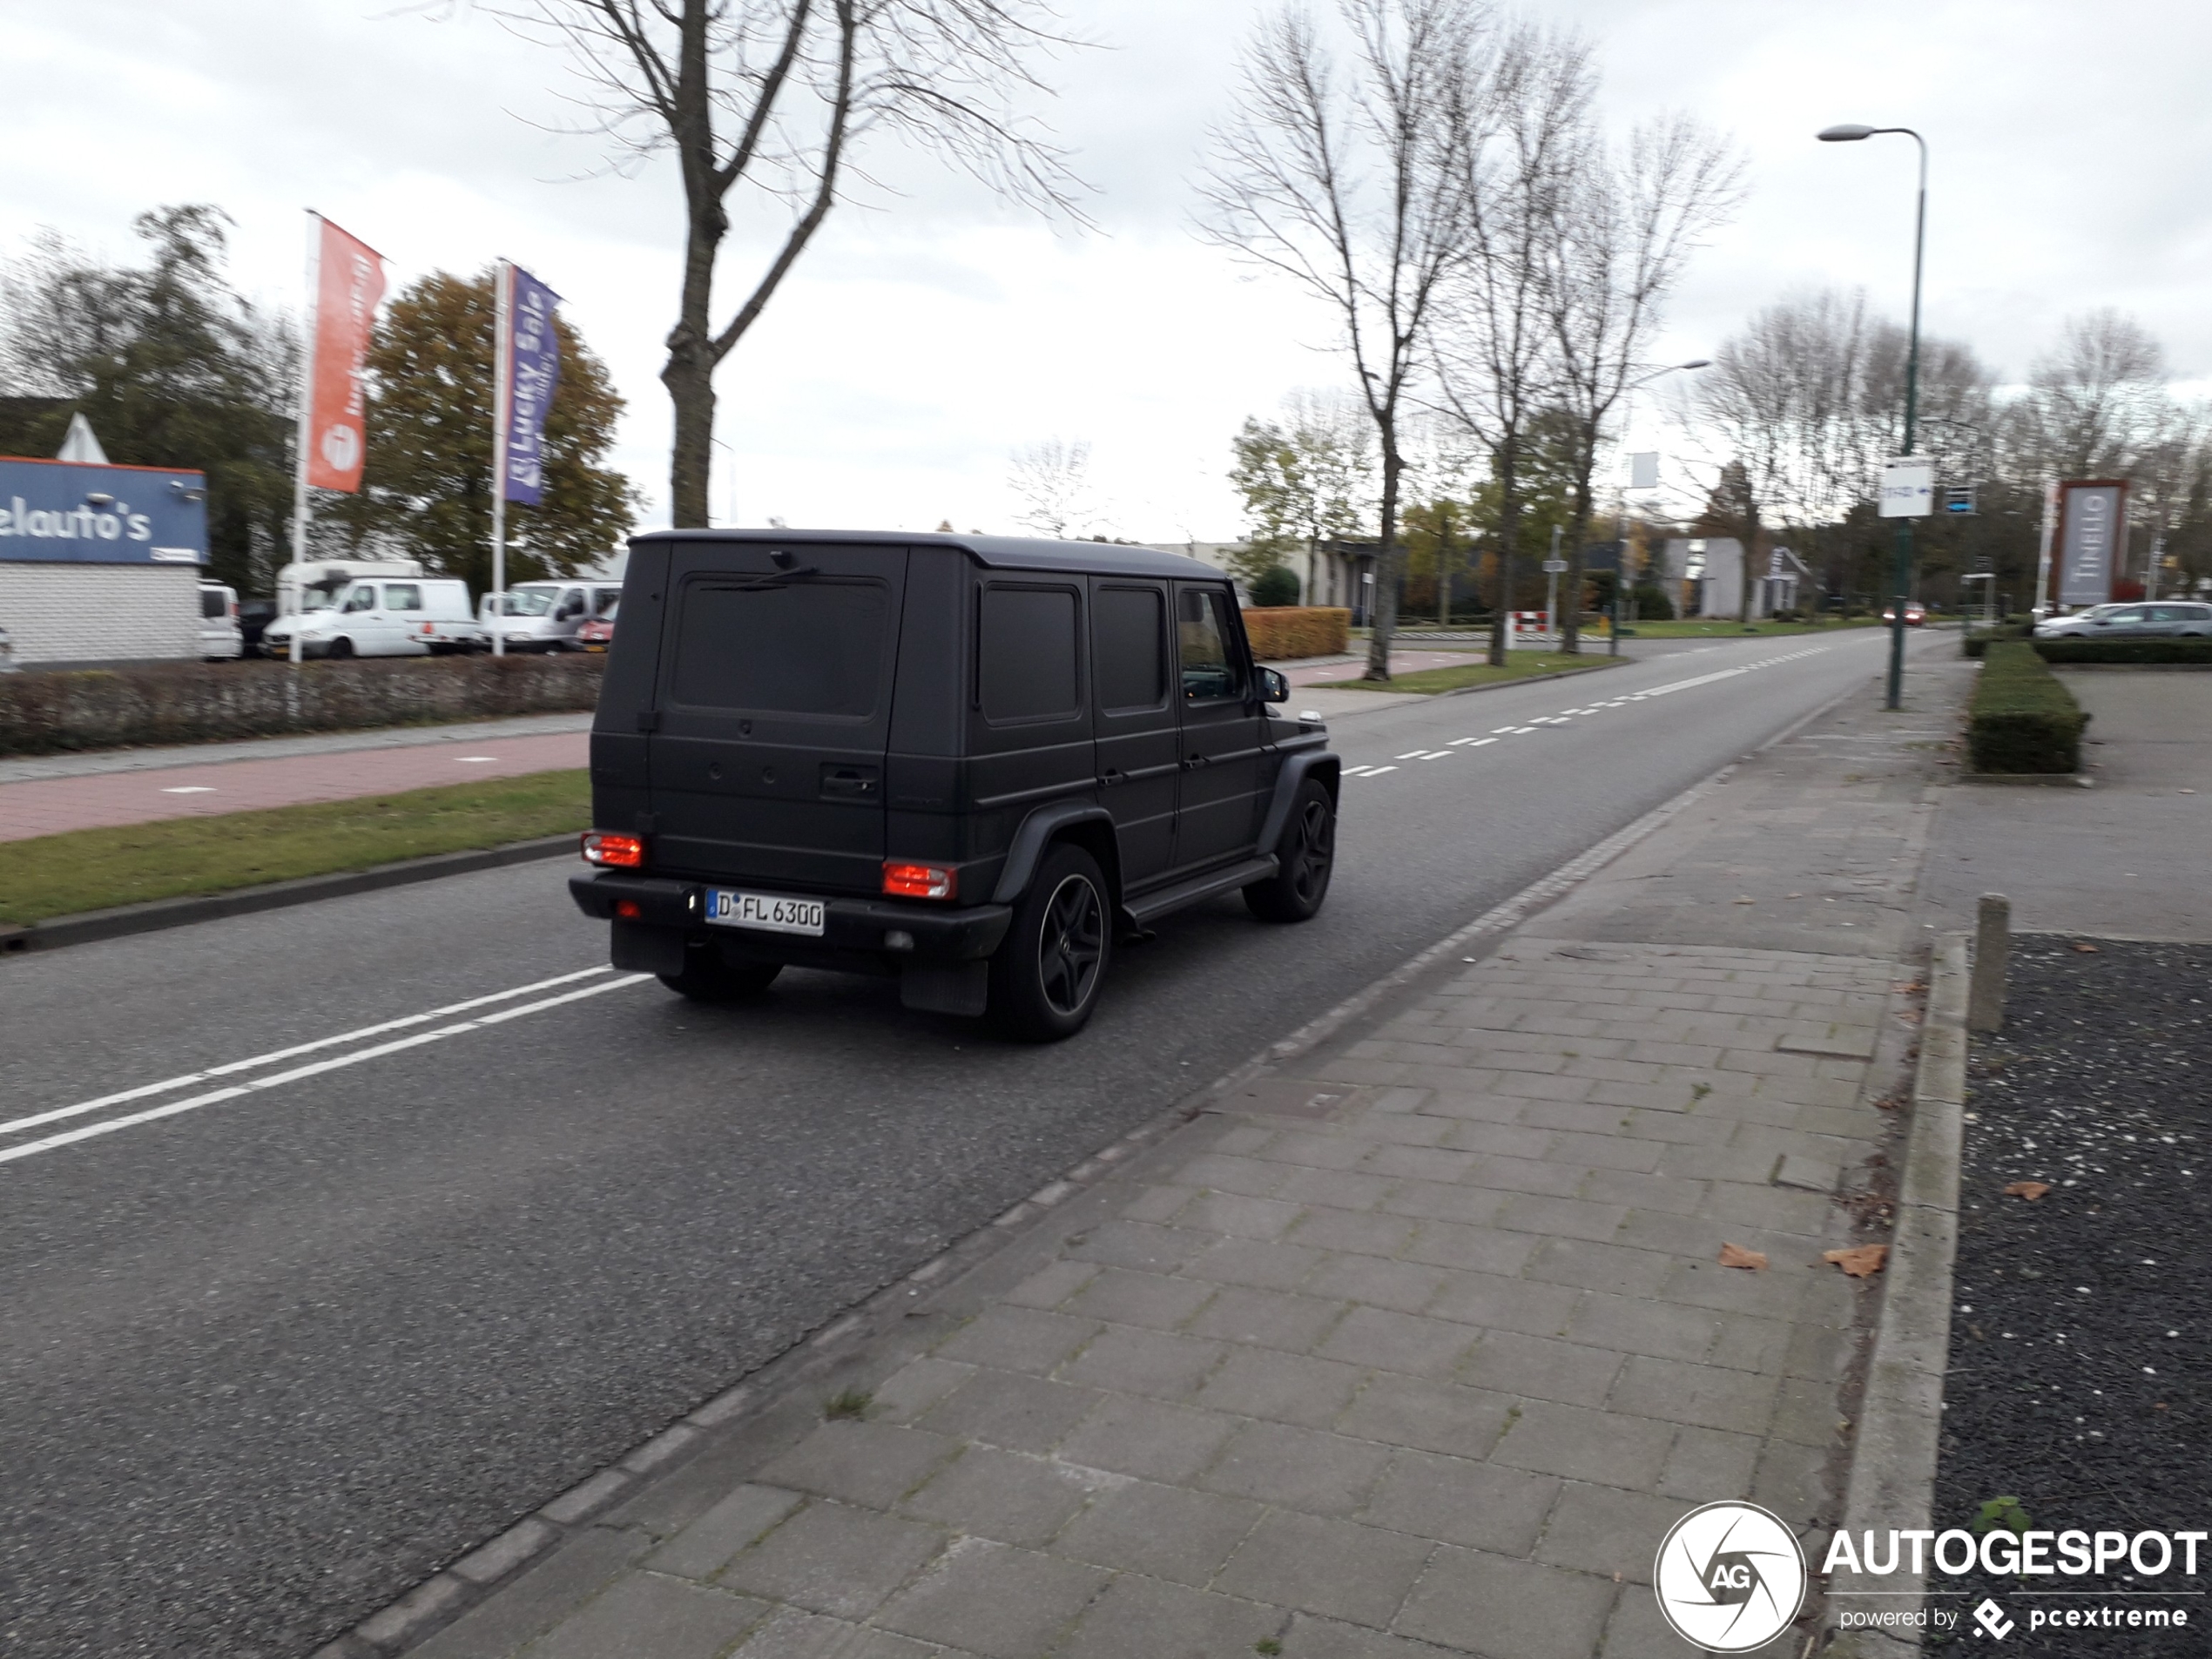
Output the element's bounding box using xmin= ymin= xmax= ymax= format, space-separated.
xmin=305 ymin=218 xmax=387 ymax=492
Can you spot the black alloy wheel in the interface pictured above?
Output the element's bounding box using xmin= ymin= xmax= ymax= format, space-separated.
xmin=1244 ymin=777 xmax=1337 ymax=922
xmin=989 ymin=843 xmax=1112 ymax=1041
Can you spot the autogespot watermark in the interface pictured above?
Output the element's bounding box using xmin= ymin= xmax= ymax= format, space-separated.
xmin=1822 ymin=1526 xmax=2205 ymax=1643
xmin=1653 ymin=1502 xmax=1808 ymax=1652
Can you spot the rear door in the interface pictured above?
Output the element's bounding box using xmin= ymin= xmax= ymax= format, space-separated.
xmin=1171 ymin=582 xmax=1268 ymax=871
xmin=1089 ymin=578 xmax=1177 ymax=889
xmin=648 ymin=543 xmax=906 ymax=894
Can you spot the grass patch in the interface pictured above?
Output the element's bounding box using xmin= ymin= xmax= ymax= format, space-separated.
xmin=1967 ymin=642 xmax=2087 ymax=774
xmin=1319 ymin=653 xmax=1625 ymax=694
xmin=0 ymin=770 xmax=590 ymax=926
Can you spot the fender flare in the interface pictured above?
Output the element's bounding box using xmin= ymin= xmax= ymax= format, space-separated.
xmin=991 ymin=800 xmax=1118 ymax=905
xmin=1256 ymin=750 xmax=1341 ymax=854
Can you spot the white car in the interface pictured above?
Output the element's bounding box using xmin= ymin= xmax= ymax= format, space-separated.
xmin=480 ymin=580 xmax=624 ymax=652
xmin=198 ymin=582 xmax=243 ymax=659
xmin=2036 ymin=601 xmax=2212 ymax=639
xmin=263 ymin=577 xmax=483 ymax=658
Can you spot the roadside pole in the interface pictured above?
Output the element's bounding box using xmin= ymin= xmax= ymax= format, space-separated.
xmin=489 ymin=260 xmax=510 ymax=658
xmin=1544 ymin=525 xmax=1563 ymax=643
xmin=288 ymin=211 xmax=320 ymax=668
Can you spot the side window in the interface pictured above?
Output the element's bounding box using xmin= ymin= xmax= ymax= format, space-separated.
xmin=384 ymin=584 xmax=422 ymax=611
xmin=556 ymin=588 xmax=586 ymax=620
xmin=594 ymin=590 xmax=621 ymax=617
xmin=342 ymin=584 xmax=376 ymax=613
xmin=1177 ymin=587 xmax=1245 ymax=702
xmin=200 ymin=589 xmax=226 ymax=619
xmin=980 ymin=585 xmax=1080 ymax=725
xmin=1094 ymin=585 xmax=1167 ymax=713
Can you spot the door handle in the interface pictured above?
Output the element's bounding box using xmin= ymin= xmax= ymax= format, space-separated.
xmin=819 ymin=765 xmax=880 ymax=799
xmin=1184 ymin=753 xmax=1211 ymax=769
xmin=1100 ymin=767 xmax=1128 ymax=787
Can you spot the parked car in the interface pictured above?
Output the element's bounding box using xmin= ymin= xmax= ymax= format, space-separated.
xmin=238 ymin=598 xmax=279 ymax=656
xmin=198 ymin=582 xmax=243 ymax=659
xmin=480 ymin=581 xmax=624 ymax=652
xmin=570 ymin=530 xmax=1339 ymax=1040
xmin=1879 ymin=602 xmax=1926 ymax=627
xmin=261 ymin=577 xmax=482 ymax=658
xmin=2035 ymin=601 xmax=2212 ymax=639
xmin=573 ymin=601 xmax=617 ymax=653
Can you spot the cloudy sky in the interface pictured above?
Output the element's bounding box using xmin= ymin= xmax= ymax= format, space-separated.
xmin=7 ymin=0 xmax=2210 ymax=542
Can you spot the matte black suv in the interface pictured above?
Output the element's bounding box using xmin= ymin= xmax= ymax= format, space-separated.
xmin=570 ymin=529 xmax=1340 ymax=1039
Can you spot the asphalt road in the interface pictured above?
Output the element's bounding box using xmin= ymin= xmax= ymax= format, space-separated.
xmin=0 ymin=626 xmax=1935 ymax=1657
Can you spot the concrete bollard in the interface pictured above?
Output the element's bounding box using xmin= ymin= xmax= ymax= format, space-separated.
xmin=1968 ymin=894 xmax=2010 ymax=1032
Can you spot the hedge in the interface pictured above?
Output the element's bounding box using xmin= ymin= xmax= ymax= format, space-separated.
xmin=1961 ymin=622 xmax=2031 ymax=659
xmin=1967 ymin=642 xmax=2087 ymax=774
xmin=0 ymin=654 xmax=604 ymax=757
xmin=1241 ymin=606 xmax=1351 ymax=660
xmin=2033 ymin=637 xmax=2212 ymax=665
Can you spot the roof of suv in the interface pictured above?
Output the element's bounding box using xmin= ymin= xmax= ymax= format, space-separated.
xmin=631 ymin=528 xmax=1225 ymax=581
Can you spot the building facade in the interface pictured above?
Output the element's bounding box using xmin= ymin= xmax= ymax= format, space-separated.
xmin=0 ymin=455 xmax=211 ymax=666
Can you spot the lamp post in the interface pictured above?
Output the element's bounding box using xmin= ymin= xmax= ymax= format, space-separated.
xmin=1818 ymin=122 xmax=1926 ymax=711
xmin=1608 ymin=361 xmax=1709 ymax=656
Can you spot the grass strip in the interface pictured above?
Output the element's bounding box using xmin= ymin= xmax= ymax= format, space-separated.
xmin=0 ymin=770 xmax=590 ymax=926
xmin=1318 ymin=653 xmax=1627 ymax=695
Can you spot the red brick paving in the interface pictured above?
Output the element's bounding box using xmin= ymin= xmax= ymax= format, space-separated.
xmin=0 ymin=732 xmax=588 ymax=843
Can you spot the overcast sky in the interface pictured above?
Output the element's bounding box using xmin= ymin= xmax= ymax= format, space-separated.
xmin=8 ymin=0 xmax=2211 ymax=541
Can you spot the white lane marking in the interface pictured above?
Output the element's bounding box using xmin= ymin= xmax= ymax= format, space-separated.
xmin=1638 ymin=665 xmax=1752 ymax=698
xmin=160 ymin=786 xmax=218 ymax=794
xmin=1416 ymin=750 xmax=1453 ymax=760
xmin=0 ymin=974 xmax=653 ymax=1169
xmin=1490 ymin=725 xmax=1519 ymax=734
xmin=0 ymin=966 xmax=616 ymax=1141
xmin=1361 ymin=765 xmax=1399 ymax=776
xmin=1504 ymin=726 xmax=1538 ymax=734
xmin=1394 ymin=750 xmax=1427 ymax=760
xmin=1447 ymin=737 xmax=1496 ymax=746
xmin=456 ymin=756 xmax=500 ymax=764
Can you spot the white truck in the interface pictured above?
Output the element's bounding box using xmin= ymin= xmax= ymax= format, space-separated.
xmin=263 ymin=569 xmax=489 ymax=658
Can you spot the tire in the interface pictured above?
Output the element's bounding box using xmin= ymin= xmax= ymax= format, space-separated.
xmin=658 ymin=944 xmax=783 ymax=1001
xmin=1244 ymin=778 xmax=1336 ymax=923
xmin=988 ymin=843 xmax=1112 ymax=1042
xmin=327 ymin=637 xmax=354 ymax=659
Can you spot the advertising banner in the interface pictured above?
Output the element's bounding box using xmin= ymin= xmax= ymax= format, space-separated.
xmin=305 ymin=218 xmax=387 ymax=493
xmin=2054 ymin=481 xmax=2127 ymax=607
xmin=501 ymin=266 xmax=562 ymax=506
xmin=0 ymin=457 xmax=208 ymax=563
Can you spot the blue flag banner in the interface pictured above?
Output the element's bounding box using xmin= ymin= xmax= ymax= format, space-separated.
xmin=502 ymin=267 xmax=563 ymax=506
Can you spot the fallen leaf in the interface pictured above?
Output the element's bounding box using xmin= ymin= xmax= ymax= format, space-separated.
xmin=1824 ymin=1244 xmax=1889 ymax=1278
xmin=2004 ymin=1181 xmax=2053 ymax=1201
xmin=1718 ymin=1243 xmax=1769 ymax=1271
xmin=1733 ymin=896 xmax=1756 ymax=904
xmin=1892 ymin=979 xmax=1926 ymax=995
xmin=2070 ymin=942 xmax=2101 ymax=954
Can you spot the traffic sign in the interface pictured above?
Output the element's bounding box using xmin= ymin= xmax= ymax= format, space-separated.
xmin=1542 ymin=559 xmax=1568 ymax=573
xmin=1879 ymin=459 xmax=1934 ymax=518
xmin=1942 ymin=485 xmax=1975 ymax=515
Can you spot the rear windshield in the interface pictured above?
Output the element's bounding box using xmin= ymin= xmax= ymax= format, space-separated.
xmin=200 ymin=589 xmax=228 ymax=619
xmin=671 ymin=578 xmax=889 ymax=718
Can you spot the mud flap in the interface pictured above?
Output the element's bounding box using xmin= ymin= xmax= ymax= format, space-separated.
xmin=900 ymin=960 xmax=989 ymax=1016
xmin=610 ymin=920 xmax=687 ymax=976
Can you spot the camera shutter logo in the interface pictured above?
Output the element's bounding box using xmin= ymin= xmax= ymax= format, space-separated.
xmin=1653 ymin=1501 xmax=1806 ymax=1651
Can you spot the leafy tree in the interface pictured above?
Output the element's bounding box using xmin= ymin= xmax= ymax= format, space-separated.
xmin=1247 ymin=566 xmax=1300 ymax=606
xmin=0 ymin=206 xmax=294 ymax=594
xmin=327 ymin=270 xmax=639 ymax=592
xmin=1226 ymin=393 xmax=1373 ymax=588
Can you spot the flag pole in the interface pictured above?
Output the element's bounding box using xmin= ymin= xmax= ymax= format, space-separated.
xmin=289 ymin=210 xmax=320 ymax=666
xmin=490 ymin=260 xmax=511 ymax=657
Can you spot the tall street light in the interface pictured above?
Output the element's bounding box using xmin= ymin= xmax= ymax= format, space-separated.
xmin=1818 ymin=121 xmax=1926 ymax=711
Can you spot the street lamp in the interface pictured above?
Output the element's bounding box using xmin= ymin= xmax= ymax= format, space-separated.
xmin=1818 ymin=121 xmax=1927 ymax=711
xmin=1608 ymin=361 xmax=1709 ymax=656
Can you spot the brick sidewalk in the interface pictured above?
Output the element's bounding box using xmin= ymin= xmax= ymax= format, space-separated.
xmin=0 ymin=730 xmax=586 ymax=842
xmin=363 ymin=664 xmax=1966 ymax=1659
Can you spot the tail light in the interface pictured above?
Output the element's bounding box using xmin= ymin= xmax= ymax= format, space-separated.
xmin=582 ymin=831 xmax=644 ymax=868
xmin=882 ymin=861 xmax=956 ymax=900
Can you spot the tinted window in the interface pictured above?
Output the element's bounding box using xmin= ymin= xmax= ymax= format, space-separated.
xmin=342 ymin=585 xmax=375 ymax=613
xmin=1177 ymin=587 xmax=1244 ymax=701
xmin=384 ymin=584 xmax=422 ymax=611
xmin=2103 ymin=607 xmax=2146 ymax=622
xmin=200 ymin=589 xmax=226 ymax=619
xmin=981 ymin=586 xmax=1080 ymax=724
xmin=1095 ymin=586 xmax=1167 ymax=712
xmin=671 ymin=578 xmax=889 ymax=718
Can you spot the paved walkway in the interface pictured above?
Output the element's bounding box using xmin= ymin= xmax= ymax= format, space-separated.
xmin=0 ymin=723 xmax=587 ymax=841
xmin=364 ymin=665 xmax=1966 ymax=1659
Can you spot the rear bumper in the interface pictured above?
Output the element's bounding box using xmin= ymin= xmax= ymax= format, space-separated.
xmin=568 ymin=871 xmax=1013 ymax=965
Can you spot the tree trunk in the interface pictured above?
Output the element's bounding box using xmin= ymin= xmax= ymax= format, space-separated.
xmin=1561 ymin=435 xmax=1596 ymax=654
xmin=1487 ymin=435 xmax=1519 ymax=668
xmin=1364 ymin=443 xmax=1403 ymax=681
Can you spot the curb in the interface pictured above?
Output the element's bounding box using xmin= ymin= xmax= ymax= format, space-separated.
xmin=0 ymin=835 xmax=577 ymax=958
xmin=1959 ymin=772 xmax=2090 ymax=788
xmin=1821 ymin=934 xmax=1968 ymax=1655
xmin=1314 ymin=657 xmax=1628 ymax=700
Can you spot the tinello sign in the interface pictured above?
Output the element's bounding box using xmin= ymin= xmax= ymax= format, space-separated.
xmin=0 ymin=456 xmax=208 ymax=564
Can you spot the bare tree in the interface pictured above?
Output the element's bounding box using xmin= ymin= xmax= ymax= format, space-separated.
xmin=1197 ymin=0 xmax=1488 ymax=681
xmin=1546 ymin=111 xmax=1741 ymax=649
xmin=1008 ymin=435 xmax=1094 ymax=536
xmin=2009 ymin=309 xmax=2170 ymax=482
xmin=1427 ymin=22 xmax=1588 ymax=666
xmin=482 ymin=0 xmax=1082 ymax=526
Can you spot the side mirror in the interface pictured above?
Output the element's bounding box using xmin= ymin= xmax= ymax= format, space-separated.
xmin=1258 ymin=666 xmax=1291 ymax=704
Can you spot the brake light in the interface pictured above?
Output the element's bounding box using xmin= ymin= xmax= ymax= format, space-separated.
xmin=882 ymin=861 xmax=956 ymax=900
xmin=583 ymin=831 xmax=644 ymax=868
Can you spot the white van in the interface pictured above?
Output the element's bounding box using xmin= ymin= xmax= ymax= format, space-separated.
xmin=262 ymin=577 xmax=484 ymax=659
xmin=198 ymin=583 xmax=243 ymax=659
xmin=481 ymin=580 xmax=624 ymax=652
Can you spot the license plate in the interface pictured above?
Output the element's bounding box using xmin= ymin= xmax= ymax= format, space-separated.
xmin=704 ymin=888 xmax=826 ymax=936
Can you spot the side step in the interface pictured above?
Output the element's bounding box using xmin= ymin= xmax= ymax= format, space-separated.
xmin=1124 ymin=855 xmax=1278 ymax=927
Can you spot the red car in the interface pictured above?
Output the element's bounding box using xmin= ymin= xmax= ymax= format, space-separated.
xmin=1880 ymin=602 xmax=1926 ymax=627
xmin=573 ymin=602 xmax=617 ymax=652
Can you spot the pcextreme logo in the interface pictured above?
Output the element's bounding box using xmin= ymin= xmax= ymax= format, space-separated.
xmin=1653 ymin=1501 xmax=1808 ymax=1652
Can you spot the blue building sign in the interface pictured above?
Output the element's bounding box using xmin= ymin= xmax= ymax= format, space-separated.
xmin=0 ymin=455 xmax=209 ymax=565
